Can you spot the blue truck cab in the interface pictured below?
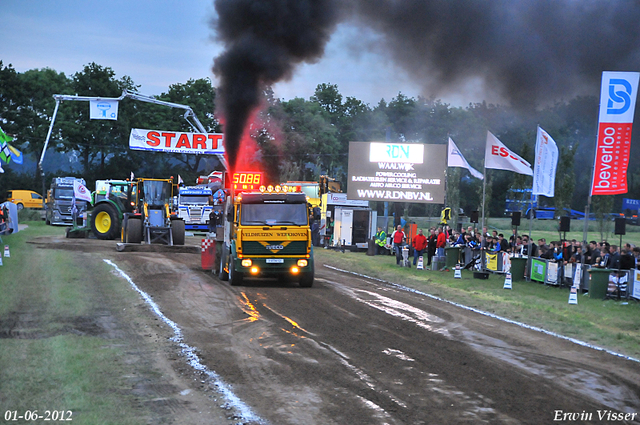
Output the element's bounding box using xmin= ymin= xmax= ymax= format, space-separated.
xmin=177 ymin=186 xmax=213 ymax=231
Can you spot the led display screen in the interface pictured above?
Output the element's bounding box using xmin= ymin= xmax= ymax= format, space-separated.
xmin=347 ymin=142 xmax=446 ymax=203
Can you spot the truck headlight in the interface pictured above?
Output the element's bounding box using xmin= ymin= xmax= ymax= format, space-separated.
xmin=241 ymin=259 xmax=252 ymax=267
xmin=290 ymin=266 xmax=300 ymax=275
xmin=297 ymin=259 xmax=308 ymax=267
xmin=250 ymin=266 xmax=259 ymax=275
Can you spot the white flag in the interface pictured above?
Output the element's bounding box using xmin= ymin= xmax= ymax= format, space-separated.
xmin=485 ymin=131 xmax=533 ymax=176
xmin=73 ymin=180 xmax=92 ymax=203
xmin=447 ymin=138 xmax=483 ymax=180
xmin=89 ymin=99 xmax=119 ymax=120
xmin=532 ymin=126 xmax=558 ymax=197
xmin=177 ymin=175 xmax=184 ymax=185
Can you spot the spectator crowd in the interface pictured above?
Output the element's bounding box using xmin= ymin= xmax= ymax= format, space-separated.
xmin=378 ymin=224 xmax=640 ymax=272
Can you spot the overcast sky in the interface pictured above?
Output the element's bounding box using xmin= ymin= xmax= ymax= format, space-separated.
xmin=2 ymin=0 xmax=428 ymax=107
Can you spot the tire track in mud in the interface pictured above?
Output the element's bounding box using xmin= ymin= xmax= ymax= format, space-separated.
xmin=105 ymin=257 xmax=265 ymax=425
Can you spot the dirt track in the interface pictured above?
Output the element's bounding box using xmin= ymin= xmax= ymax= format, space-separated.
xmin=31 ymin=236 xmax=640 ymax=424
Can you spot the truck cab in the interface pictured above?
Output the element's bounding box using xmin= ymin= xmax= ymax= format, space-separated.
xmin=45 ymin=177 xmax=89 ymax=225
xmin=218 ymin=184 xmax=314 ymax=287
xmin=177 ymin=186 xmax=213 ymax=231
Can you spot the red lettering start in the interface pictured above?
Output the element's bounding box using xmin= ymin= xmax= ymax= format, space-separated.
xmin=147 ymin=131 xmax=160 ymax=146
xmin=162 ymin=132 xmax=176 ymax=148
xmin=175 ymin=134 xmax=191 ymax=149
xmin=193 ymin=134 xmax=207 ymax=149
xmin=208 ymin=134 xmax=223 ymax=149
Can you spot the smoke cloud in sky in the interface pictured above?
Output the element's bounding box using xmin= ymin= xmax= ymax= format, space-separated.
xmin=342 ymin=0 xmax=640 ymax=107
xmin=211 ymin=0 xmax=339 ymax=171
xmin=212 ymin=0 xmax=640 ymax=168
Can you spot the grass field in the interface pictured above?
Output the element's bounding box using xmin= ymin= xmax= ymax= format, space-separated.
xmin=0 ymin=222 xmax=159 ymax=425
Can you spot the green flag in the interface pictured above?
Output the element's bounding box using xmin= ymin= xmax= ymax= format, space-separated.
xmin=0 ymin=141 xmax=11 ymax=164
xmin=0 ymin=126 xmax=12 ymax=144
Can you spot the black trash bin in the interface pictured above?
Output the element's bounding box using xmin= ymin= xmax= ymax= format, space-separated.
xmin=510 ymin=257 xmax=527 ymax=282
xmin=445 ymin=247 xmax=460 ymax=267
xmin=589 ymin=268 xmax=612 ymax=299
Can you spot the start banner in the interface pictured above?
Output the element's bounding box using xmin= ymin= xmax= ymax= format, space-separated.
xmin=591 ymin=71 xmax=640 ymax=195
xmin=129 ymin=128 xmax=225 ymax=155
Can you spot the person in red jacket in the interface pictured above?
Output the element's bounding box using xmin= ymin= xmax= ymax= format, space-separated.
xmin=412 ymin=229 xmax=428 ymax=266
xmin=436 ymin=226 xmax=447 ymax=257
xmin=391 ymin=224 xmax=406 ymax=265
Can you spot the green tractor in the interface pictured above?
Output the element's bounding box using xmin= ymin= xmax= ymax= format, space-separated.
xmin=90 ymin=178 xmax=185 ymax=245
xmin=90 ymin=180 xmax=133 ymax=240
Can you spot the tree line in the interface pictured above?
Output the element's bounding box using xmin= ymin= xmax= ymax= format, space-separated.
xmin=1 ymin=61 xmax=637 ymax=222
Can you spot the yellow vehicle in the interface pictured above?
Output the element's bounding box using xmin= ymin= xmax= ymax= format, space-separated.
xmin=280 ymin=175 xmax=341 ymax=210
xmin=6 ymin=189 xmax=44 ymax=210
xmin=217 ymin=175 xmax=314 ymax=287
xmin=280 ymin=181 xmax=321 ymax=209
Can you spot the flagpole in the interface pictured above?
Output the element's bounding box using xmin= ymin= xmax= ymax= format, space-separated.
xmin=581 ymin=105 xmax=601 ymax=289
xmin=481 ymin=162 xmax=486 ymax=243
xmin=527 ymin=126 xmax=538 ymax=276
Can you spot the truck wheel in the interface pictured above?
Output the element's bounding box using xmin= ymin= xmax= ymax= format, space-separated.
xmin=229 ymin=257 xmax=244 ymax=286
xmin=171 ymin=219 xmax=185 ymax=245
xmin=299 ymin=271 xmax=314 ymax=288
xmin=219 ymin=249 xmax=229 ymax=281
xmin=91 ymin=204 xmax=120 ymax=240
xmin=127 ymin=218 xmax=143 ymax=244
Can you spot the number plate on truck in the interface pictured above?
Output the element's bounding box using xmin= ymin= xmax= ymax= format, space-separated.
xmin=266 ymin=259 xmax=284 ymax=264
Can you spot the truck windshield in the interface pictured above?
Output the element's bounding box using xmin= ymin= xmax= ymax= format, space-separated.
xmin=142 ymin=181 xmax=171 ymax=207
xmin=54 ymin=188 xmax=74 ymax=200
xmin=180 ymin=195 xmax=210 ymax=205
xmin=241 ymin=203 xmax=308 ymax=226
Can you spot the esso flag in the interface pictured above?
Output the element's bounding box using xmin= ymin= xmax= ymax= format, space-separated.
xmin=129 ymin=128 xmax=225 ymax=155
xmin=485 ymin=131 xmax=533 ymax=176
xmin=591 ymin=71 xmax=640 ymax=195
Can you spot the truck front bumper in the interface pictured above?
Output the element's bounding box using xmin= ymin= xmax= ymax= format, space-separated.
xmin=234 ymin=257 xmax=313 ymax=277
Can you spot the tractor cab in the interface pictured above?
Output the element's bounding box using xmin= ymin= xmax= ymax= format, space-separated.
xmin=137 ymin=179 xmax=173 ymax=228
xmin=120 ymin=178 xmax=185 ymax=245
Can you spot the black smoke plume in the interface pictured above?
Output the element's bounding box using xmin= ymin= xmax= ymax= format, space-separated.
xmin=212 ymin=0 xmax=640 ymax=165
xmin=212 ymin=0 xmax=339 ymax=172
xmin=342 ymin=0 xmax=640 ymax=107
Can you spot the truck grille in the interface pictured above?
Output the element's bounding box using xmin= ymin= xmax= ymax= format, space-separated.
xmin=242 ymin=241 xmax=308 ymax=256
xmin=189 ymin=207 xmax=203 ymax=216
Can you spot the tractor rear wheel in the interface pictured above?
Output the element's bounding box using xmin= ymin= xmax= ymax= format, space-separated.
xmin=171 ymin=219 xmax=185 ymax=245
xmin=91 ymin=203 xmax=120 ymax=240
